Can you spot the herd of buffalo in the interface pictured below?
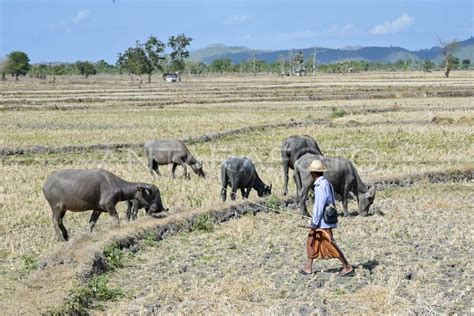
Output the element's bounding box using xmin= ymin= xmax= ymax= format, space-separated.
xmin=43 ymin=136 xmax=376 ymax=241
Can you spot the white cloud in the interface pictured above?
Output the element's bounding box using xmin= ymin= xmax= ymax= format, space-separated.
xmin=73 ymin=10 xmax=90 ymax=24
xmin=279 ymin=24 xmax=359 ymax=40
xmin=370 ymin=13 xmax=414 ymax=35
xmin=224 ymin=15 xmax=249 ymax=25
xmin=279 ymin=30 xmax=317 ymax=40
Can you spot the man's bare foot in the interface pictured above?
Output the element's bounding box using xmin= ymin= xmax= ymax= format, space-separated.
xmin=338 ymin=265 xmax=354 ymax=276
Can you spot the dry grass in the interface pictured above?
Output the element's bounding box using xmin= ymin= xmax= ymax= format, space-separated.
xmin=0 ymin=72 xmax=473 ymax=313
xmin=99 ymin=181 xmax=473 ymax=314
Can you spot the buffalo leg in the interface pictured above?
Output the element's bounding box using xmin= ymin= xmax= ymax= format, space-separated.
xmin=220 ymin=185 xmax=227 ymax=202
xmin=244 ymin=185 xmax=252 ymax=199
xmin=125 ymin=201 xmax=132 ymax=221
xmin=282 ymin=161 xmax=289 ymax=196
xmin=293 ymin=172 xmax=300 ymax=205
xmin=89 ymin=209 xmax=102 ymax=232
xmin=240 ymin=188 xmax=246 ymax=199
xmin=52 ymin=206 xmax=68 ymax=241
xmin=104 ymin=204 xmax=120 ymax=227
xmin=171 ymin=163 xmax=178 ymax=178
xmin=230 ymin=186 xmax=237 ymax=200
xmin=300 ymin=185 xmax=311 ymax=217
xmin=131 ymin=200 xmax=140 ymax=220
xmin=148 ymin=159 xmax=160 ymax=178
xmin=181 ymin=162 xmax=189 ymax=179
xmin=342 ymin=185 xmax=350 ymax=217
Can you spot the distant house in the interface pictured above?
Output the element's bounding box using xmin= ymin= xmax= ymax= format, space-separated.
xmin=163 ymin=73 xmax=181 ymax=82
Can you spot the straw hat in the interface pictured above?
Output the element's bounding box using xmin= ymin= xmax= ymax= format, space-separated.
xmin=309 ymin=159 xmax=328 ymax=172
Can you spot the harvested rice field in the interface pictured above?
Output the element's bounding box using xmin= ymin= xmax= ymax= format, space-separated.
xmin=0 ymin=72 xmax=473 ymax=314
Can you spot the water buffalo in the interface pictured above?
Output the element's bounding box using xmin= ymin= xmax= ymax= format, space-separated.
xmin=145 ymin=139 xmax=205 ymax=179
xmin=220 ymin=156 xmax=272 ymax=201
xmin=43 ymin=169 xmax=167 ymax=241
xmin=281 ymin=135 xmax=323 ymax=196
xmin=125 ymin=199 xmax=169 ymax=221
xmin=294 ymin=153 xmax=376 ymax=217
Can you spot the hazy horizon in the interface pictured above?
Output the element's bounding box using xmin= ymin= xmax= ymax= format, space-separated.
xmin=1 ymin=0 xmax=472 ymax=63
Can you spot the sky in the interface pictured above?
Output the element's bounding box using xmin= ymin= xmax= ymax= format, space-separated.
xmin=0 ymin=0 xmax=472 ymax=63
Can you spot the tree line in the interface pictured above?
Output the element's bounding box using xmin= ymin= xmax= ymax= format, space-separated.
xmin=1 ymin=35 xmax=471 ymax=81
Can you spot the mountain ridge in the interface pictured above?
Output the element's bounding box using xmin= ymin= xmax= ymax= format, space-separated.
xmin=190 ymin=37 xmax=474 ymax=64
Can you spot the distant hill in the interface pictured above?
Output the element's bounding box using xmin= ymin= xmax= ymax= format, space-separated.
xmin=189 ymin=44 xmax=269 ymax=62
xmin=190 ymin=37 xmax=474 ymax=64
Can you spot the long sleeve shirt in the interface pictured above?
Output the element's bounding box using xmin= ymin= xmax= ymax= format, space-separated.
xmin=312 ymin=176 xmax=337 ymax=229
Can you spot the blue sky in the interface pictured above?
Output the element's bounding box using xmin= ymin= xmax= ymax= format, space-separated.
xmin=1 ymin=0 xmax=472 ymax=63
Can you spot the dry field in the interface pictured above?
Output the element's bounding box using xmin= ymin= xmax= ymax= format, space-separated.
xmin=0 ymin=71 xmax=473 ymax=314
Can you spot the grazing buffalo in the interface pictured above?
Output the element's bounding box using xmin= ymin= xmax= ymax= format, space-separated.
xmin=294 ymin=153 xmax=376 ymax=217
xmin=281 ymin=135 xmax=323 ymax=196
xmin=220 ymin=156 xmax=272 ymax=201
xmin=125 ymin=199 xmax=169 ymax=221
xmin=43 ymin=169 xmax=167 ymax=241
xmin=145 ymin=139 xmax=205 ymax=179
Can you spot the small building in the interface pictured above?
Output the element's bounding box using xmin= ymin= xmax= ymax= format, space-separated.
xmin=163 ymin=73 xmax=181 ymax=82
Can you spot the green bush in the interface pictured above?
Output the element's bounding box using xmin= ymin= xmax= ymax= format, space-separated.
xmin=264 ymin=194 xmax=280 ymax=210
xmin=103 ymin=242 xmax=123 ymax=271
xmin=64 ymin=274 xmax=123 ymax=314
xmin=21 ymin=254 xmax=38 ymax=272
xmin=144 ymin=231 xmax=157 ymax=247
xmin=330 ymin=107 xmax=347 ymax=119
xmin=192 ymin=213 xmax=215 ymax=232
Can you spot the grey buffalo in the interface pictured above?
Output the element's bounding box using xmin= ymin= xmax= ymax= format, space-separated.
xmin=145 ymin=139 xmax=205 ymax=179
xmin=281 ymin=135 xmax=323 ymax=196
xmin=294 ymin=153 xmax=376 ymax=217
xmin=220 ymin=157 xmax=272 ymax=201
xmin=43 ymin=169 xmax=167 ymax=241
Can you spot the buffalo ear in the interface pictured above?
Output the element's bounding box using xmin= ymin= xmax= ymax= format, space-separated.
xmin=137 ymin=184 xmax=152 ymax=195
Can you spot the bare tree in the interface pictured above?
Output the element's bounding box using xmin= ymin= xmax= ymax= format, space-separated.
xmin=0 ymin=57 xmax=6 ymax=81
xmin=436 ymin=36 xmax=459 ymax=78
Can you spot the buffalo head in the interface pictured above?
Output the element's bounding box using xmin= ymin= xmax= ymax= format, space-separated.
xmin=358 ymin=185 xmax=376 ymax=216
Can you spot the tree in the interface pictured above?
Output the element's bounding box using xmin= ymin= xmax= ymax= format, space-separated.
xmin=209 ymin=59 xmax=232 ymax=74
xmin=5 ymin=51 xmax=30 ymax=80
xmin=0 ymin=57 xmax=6 ymax=81
xmin=423 ymin=60 xmax=434 ymax=72
xmin=117 ymin=36 xmax=165 ymax=83
xmin=168 ymin=33 xmax=192 ymax=73
xmin=51 ymin=64 xmax=67 ymax=76
xmin=436 ymin=36 xmax=459 ymax=78
xmin=461 ymin=59 xmax=470 ymax=70
xmin=186 ymin=61 xmax=207 ymax=75
xmin=30 ymin=64 xmax=48 ymax=79
xmin=76 ymin=61 xmax=97 ymax=78
xmin=292 ymin=51 xmax=305 ymax=73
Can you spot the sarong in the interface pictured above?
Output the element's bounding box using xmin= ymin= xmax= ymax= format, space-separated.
xmin=306 ymin=228 xmax=342 ymax=260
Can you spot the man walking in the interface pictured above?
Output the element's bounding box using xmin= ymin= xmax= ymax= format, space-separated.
xmin=299 ymin=159 xmax=353 ymax=276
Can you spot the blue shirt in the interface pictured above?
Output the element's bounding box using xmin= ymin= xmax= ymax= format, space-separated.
xmin=312 ymin=176 xmax=337 ymax=229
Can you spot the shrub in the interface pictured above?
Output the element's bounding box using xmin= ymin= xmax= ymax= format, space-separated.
xmin=21 ymin=254 xmax=38 ymax=272
xmin=103 ymin=242 xmax=123 ymax=271
xmin=264 ymin=194 xmax=280 ymax=210
xmin=331 ymin=107 xmax=347 ymax=118
xmin=64 ymin=274 xmax=123 ymax=314
xmin=192 ymin=213 xmax=215 ymax=232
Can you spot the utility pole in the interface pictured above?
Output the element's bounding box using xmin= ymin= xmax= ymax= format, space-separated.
xmin=252 ymin=52 xmax=257 ymax=77
xmin=289 ymin=49 xmax=294 ymax=75
xmin=312 ymin=47 xmax=317 ymax=76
